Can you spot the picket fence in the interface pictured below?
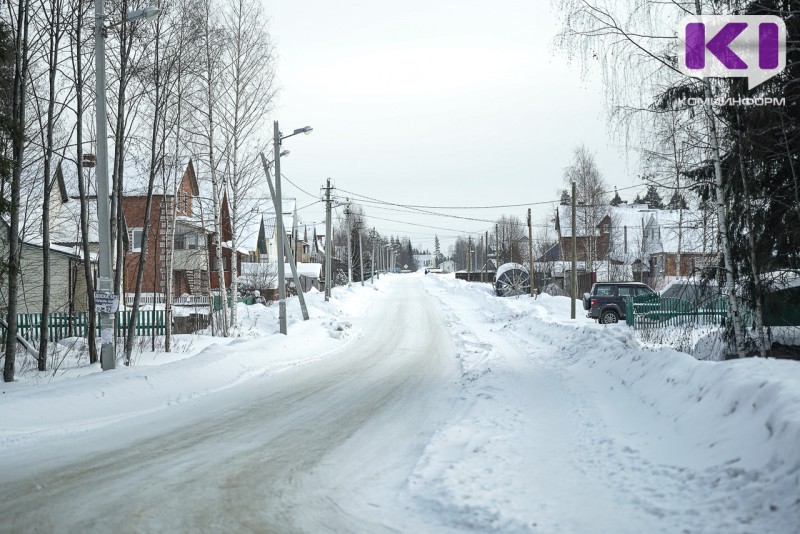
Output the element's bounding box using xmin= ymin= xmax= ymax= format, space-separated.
xmin=1 ymin=310 xmax=165 ymax=344
xmin=625 ymin=296 xmax=728 ymax=329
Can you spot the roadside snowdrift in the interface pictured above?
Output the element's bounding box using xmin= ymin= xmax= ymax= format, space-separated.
xmin=414 ymin=273 xmax=800 ymax=533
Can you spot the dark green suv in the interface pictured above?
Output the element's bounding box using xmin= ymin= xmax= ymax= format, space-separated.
xmin=582 ymin=282 xmax=656 ymax=324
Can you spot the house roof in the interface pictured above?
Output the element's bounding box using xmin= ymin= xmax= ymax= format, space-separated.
xmin=1 ymin=218 xmax=81 ymax=260
xmin=645 ymin=210 xmax=715 ymax=255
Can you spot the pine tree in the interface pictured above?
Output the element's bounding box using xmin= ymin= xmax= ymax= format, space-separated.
xmin=633 ymin=192 xmax=644 ymax=205
xmin=667 ymin=191 xmax=688 ymax=210
xmin=642 ymin=186 xmax=664 ymax=209
xmin=610 ymin=188 xmax=623 ymax=206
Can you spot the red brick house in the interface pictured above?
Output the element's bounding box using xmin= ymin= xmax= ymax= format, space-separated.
xmin=122 ymin=159 xmax=243 ymax=297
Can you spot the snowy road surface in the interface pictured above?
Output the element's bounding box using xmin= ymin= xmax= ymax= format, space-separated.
xmin=1 ymin=274 xmax=798 ymax=533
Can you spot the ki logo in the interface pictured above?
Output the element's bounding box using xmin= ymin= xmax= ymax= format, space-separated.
xmin=678 ymin=16 xmax=786 ymax=90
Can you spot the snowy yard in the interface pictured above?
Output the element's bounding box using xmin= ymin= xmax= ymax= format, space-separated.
xmin=1 ymin=273 xmax=798 ymax=533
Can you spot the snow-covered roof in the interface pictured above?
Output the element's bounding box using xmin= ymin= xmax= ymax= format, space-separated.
xmin=285 ymin=262 xmax=322 ymax=280
xmin=605 ymin=206 xmax=653 ymax=263
xmin=50 ymin=196 xmax=101 ymax=245
xmin=645 ymin=210 xmax=716 ymax=255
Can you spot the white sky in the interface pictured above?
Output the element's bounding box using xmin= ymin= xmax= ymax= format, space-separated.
xmin=264 ymin=1 xmax=642 ymax=252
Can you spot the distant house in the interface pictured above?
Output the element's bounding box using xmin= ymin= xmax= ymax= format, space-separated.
xmin=642 ymin=209 xmax=718 ymax=287
xmin=1 ymin=218 xmax=86 ymax=314
xmin=439 ymin=259 xmax=456 ymax=273
xmin=414 ymin=254 xmax=435 ymax=269
xmin=51 ymin=158 xmax=244 ymax=298
xmin=131 ymin=160 xmax=244 ymax=296
xmin=553 ymin=202 xmax=718 ymax=287
xmin=554 ymin=204 xmax=610 ymax=265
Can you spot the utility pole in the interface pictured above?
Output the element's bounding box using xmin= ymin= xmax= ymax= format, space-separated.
xmin=371 ymin=228 xmax=376 ymax=283
xmin=495 ymin=224 xmax=500 ymax=266
xmin=323 ymin=178 xmax=333 ymax=301
xmin=358 ymin=231 xmax=364 ymax=287
xmin=345 ymin=201 xmax=353 ymax=285
xmin=479 ymin=235 xmax=484 ymax=283
xmin=260 ymin=153 xmax=309 ymax=326
xmin=571 ymin=181 xmax=577 ymax=320
xmin=95 ymin=0 xmax=116 ymax=370
xmin=528 ymin=208 xmax=535 ymax=298
xmin=467 ymin=236 xmax=472 ymax=279
xmin=273 ymin=122 xmax=288 ymax=333
xmin=484 ymin=230 xmax=489 ymax=283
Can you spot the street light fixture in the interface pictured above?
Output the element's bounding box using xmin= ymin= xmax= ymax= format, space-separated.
xmin=273 ymin=122 xmax=313 ymax=335
xmin=94 ymin=1 xmax=160 ymax=371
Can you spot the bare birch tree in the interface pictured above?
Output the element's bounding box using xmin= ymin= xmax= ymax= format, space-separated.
xmin=218 ymin=0 xmax=276 ymax=329
xmin=194 ymin=0 xmax=228 ymax=336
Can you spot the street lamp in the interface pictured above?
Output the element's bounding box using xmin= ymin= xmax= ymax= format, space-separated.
xmin=94 ymin=1 xmax=160 ymax=370
xmin=273 ymin=121 xmax=313 ymax=335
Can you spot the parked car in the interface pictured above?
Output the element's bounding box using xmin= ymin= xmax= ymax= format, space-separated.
xmin=582 ymin=282 xmax=656 ymax=323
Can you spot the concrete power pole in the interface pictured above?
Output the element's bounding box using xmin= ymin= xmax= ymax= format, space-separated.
xmin=273 ymin=122 xmax=288 ymax=334
xmin=324 ymin=178 xmax=332 ymax=301
xmin=371 ymin=228 xmax=376 ymax=283
xmin=359 ymin=231 xmax=364 ymax=287
xmin=571 ymin=181 xmax=577 ymax=319
xmin=528 ymin=208 xmax=535 ymax=298
xmin=345 ymin=201 xmax=353 ymax=286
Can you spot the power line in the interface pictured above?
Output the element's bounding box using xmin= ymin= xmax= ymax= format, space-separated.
xmin=280 ymin=172 xmax=318 ymax=199
xmin=336 ymin=184 xmax=643 ymax=211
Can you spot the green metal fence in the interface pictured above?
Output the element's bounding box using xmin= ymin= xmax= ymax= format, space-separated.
xmin=625 ymin=295 xmax=727 ymax=328
xmin=212 ymin=296 xmax=254 ymax=311
xmin=1 ymin=310 xmax=165 ymax=344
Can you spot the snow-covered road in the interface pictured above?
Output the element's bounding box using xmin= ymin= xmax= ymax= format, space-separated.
xmin=1 ymin=273 xmax=798 ymax=533
xmin=0 ymin=277 xmax=462 ymax=532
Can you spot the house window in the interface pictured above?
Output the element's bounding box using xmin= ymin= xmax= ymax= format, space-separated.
xmin=131 ymin=228 xmax=144 ymax=252
xmin=187 ymin=233 xmax=200 ymax=250
xmin=214 ymin=257 xmax=230 ymax=271
xmin=603 ymin=224 xmax=610 ymax=234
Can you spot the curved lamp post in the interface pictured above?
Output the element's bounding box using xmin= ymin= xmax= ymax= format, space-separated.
xmin=273 ymin=122 xmax=312 ymax=335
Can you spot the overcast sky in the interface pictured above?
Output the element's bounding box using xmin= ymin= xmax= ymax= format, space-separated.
xmin=264 ymin=1 xmax=643 ymax=253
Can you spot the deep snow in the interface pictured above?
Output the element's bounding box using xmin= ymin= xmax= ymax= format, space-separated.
xmin=1 ymin=273 xmax=798 ymax=533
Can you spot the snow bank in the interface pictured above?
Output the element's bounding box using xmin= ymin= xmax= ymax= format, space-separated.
xmin=0 ymin=279 xmax=388 ymax=446
xmin=414 ymin=274 xmax=800 ymax=532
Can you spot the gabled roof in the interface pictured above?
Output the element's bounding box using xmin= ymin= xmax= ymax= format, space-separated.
xmin=1 ymin=218 xmax=81 ymax=259
xmin=644 ymin=210 xmax=716 ymax=255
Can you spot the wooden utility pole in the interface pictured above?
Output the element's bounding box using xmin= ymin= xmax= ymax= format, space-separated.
xmin=467 ymin=236 xmax=472 ymax=278
xmin=495 ymin=224 xmax=499 ymax=266
xmin=571 ymin=181 xmax=577 ymax=319
xmin=485 ymin=230 xmax=489 ymax=283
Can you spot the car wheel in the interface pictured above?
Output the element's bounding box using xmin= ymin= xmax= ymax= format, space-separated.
xmin=600 ymin=310 xmax=619 ymax=324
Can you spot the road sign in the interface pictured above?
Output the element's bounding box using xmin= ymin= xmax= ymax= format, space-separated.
xmin=94 ymin=292 xmax=120 ymax=314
